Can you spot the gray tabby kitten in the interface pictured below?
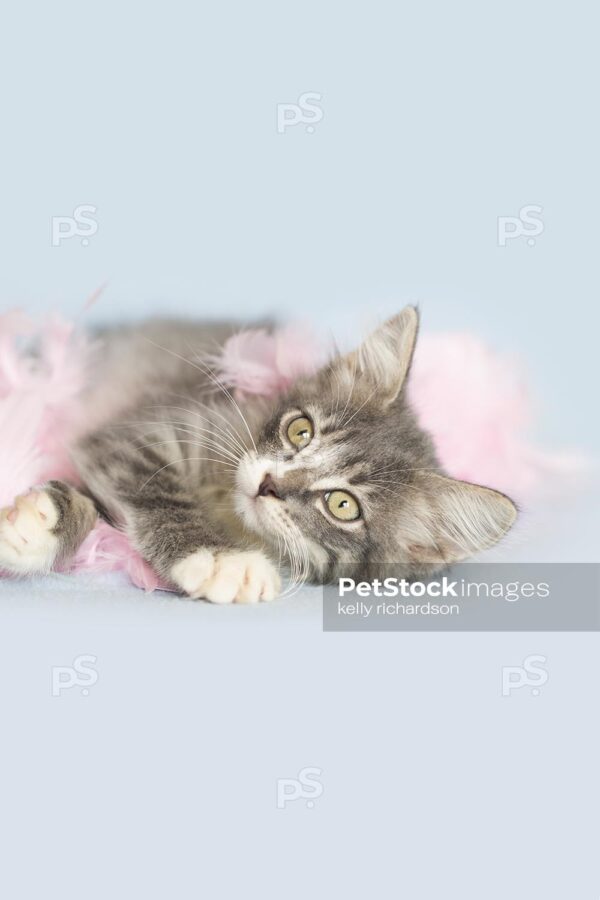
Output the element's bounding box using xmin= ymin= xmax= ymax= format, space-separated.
xmin=0 ymin=307 xmax=516 ymax=602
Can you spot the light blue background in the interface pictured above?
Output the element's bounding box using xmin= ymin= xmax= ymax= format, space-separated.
xmin=0 ymin=2 xmax=598 ymax=898
xmin=1 ymin=0 xmax=598 ymax=450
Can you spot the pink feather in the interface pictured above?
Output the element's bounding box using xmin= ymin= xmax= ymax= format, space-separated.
xmin=68 ymin=520 xmax=166 ymax=592
xmin=407 ymin=333 xmax=583 ymax=500
xmin=210 ymin=323 xmax=326 ymax=397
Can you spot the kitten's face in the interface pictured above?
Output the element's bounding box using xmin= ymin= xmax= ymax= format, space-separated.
xmin=234 ymin=308 xmax=517 ymax=583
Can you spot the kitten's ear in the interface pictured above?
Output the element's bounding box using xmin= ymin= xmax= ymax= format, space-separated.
xmin=333 ymin=306 xmax=419 ymax=407
xmin=402 ymin=473 xmax=517 ymax=566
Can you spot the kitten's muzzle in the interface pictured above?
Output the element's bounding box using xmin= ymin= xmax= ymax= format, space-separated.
xmin=257 ymin=473 xmax=281 ymax=500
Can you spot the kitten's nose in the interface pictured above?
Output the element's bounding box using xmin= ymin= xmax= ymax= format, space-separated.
xmin=257 ymin=473 xmax=281 ymax=499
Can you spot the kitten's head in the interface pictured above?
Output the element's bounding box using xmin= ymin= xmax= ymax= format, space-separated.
xmin=235 ymin=307 xmax=517 ymax=583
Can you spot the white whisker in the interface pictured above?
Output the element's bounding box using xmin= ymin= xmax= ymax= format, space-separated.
xmin=138 ymin=457 xmax=238 ymax=491
xmin=142 ymin=336 xmax=258 ymax=453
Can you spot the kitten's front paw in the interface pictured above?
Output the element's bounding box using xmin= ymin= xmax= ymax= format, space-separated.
xmin=0 ymin=489 xmax=60 ymax=575
xmin=170 ymin=549 xmax=281 ymax=604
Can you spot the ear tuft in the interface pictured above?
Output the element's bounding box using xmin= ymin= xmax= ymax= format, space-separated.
xmin=334 ymin=305 xmax=419 ymax=407
xmin=402 ymin=473 xmax=517 ymax=566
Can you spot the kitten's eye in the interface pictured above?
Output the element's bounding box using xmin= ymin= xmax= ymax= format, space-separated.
xmin=287 ymin=416 xmax=313 ymax=449
xmin=325 ymin=490 xmax=361 ymax=522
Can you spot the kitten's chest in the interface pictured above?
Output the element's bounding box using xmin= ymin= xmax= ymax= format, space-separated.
xmin=196 ymin=481 xmax=246 ymax=540
xmin=196 ymin=482 xmax=230 ymax=507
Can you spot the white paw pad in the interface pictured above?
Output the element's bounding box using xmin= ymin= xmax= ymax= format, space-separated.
xmin=171 ymin=549 xmax=281 ymax=604
xmin=0 ymin=489 xmax=60 ymax=575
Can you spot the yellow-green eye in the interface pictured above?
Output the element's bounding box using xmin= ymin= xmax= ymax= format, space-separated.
xmin=325 ymin=490 xmax=361 ymax=522
xmin=287 ymin=416 xmax=313 ymax=449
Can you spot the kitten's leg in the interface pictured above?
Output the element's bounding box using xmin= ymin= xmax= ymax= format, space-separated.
xmin=121 ymin=487 xmax=281 ymax=602
xmin=74 ymin=433 xmax=281 ymax=603
xmin=0 ymin=481 xmax=98 ymax=576
xmin=128 ymin=488 xmax=281 ymax=603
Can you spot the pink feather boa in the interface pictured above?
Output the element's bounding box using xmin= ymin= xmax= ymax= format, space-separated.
xmin=0 ymin=311 xmax=580 ymax=591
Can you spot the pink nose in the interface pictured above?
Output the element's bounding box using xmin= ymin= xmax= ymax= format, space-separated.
xmin=257 ymin=473 xmax=281 ymax=499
